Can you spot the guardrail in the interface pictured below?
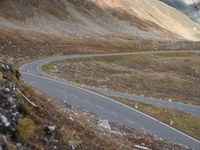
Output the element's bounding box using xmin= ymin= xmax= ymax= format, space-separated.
xmin=17 ymin=88 xmax=37 ymax=108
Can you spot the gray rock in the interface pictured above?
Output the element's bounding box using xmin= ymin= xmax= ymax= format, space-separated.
xmin=47 ymin=125 xmax=56 ymax=133
xmin=110 ymin=130 xmax=123 ymax=137
xmin=97 ymin=119 xmax=111 ymax=130
xmin=0 ymin=134 xmax=7 ymax=145
xmin=0 ymin=115 xmax=10 ymax=127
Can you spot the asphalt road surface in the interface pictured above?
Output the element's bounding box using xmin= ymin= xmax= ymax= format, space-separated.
xmin=97 ymin=89 xmax=200 ymax=116
xmin=20 ymin=51 xmax=200 ymax=149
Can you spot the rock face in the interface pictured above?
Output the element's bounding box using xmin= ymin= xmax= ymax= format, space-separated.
xmin=0 ymin=63 xmax=21 ymax=150
xmin=0 ymin=0 xmax=199 ymax=41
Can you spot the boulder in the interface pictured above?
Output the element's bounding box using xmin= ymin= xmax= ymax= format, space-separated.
xmin=97 ymin=119 xmax=111 ymax=130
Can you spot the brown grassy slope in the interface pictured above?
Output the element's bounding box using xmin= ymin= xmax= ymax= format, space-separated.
xmin=0 ymin=0 xmax=178 ymax=43
xmin=43 ymin=52 xmax=200 ymax=105
xmin=101 ymin=0 xmax=200 ymax=40
xmin=0 ymin=0 xmax=198 ymax=40
xmin=1 ymin=26 xmax=200 ymax=60
xmin=0 ymin=0 xmax=200 ymax=60
xmin=0 ymin=67 xmax=184 ymax=150
xmin=114 ymin=97 xmax=200 ymax=140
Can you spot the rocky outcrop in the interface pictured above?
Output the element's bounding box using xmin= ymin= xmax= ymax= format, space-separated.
xmin=0 ymin=62 xmax=23 ymax=150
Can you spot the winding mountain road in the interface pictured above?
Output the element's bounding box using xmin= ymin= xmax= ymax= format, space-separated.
xmin=97 ymin=89 xmax=200 ymax=116
xmin=20 ymin=51 xmax=200 ymax=149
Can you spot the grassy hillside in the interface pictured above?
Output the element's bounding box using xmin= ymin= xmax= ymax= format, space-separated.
xmin=0 ymin=0 xmax=200 ymax=41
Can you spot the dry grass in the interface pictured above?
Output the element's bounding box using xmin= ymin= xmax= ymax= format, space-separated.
xmin=43 ymin=52 xmax=200 ymax=105
xmin=16 ymin=117 xmax=39 ymax=141
xmin=1 ymin=0 xmax=200 ymax=61
xmin=1 ymin=60 xmax=188 ymax=149
xmin=15 ymin=79 xmax=134 ymax=150
xmin=1 ymin=0 xmax=200 ymax=40
xmin=14 ymin=80 xmax=187 ymax=150
xmin=2 ymin=66 xmax=184 ymax=149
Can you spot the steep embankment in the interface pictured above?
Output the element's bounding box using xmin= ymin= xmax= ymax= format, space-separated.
xmin=0 ymin=0 xmax=200 ymax=41
xmin=0 ymin=59 xmax=187 ymax=150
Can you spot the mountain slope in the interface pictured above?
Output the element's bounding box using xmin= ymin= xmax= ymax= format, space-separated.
xmin=161 ymin=0 xmax=200 ymax=23
xmin=0 ymin=0 xmax=200 ymax=41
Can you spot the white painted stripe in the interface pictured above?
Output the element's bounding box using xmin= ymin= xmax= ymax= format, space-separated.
xmin=21 ymin=71 xmax=200 ymax=144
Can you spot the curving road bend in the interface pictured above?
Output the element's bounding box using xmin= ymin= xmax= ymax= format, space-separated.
xmin=20 ymin=51 xmax=200 ymax=149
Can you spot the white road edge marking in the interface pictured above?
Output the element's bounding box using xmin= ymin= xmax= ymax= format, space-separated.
xmin=21 ymin=71 xmax=200 ymax=144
